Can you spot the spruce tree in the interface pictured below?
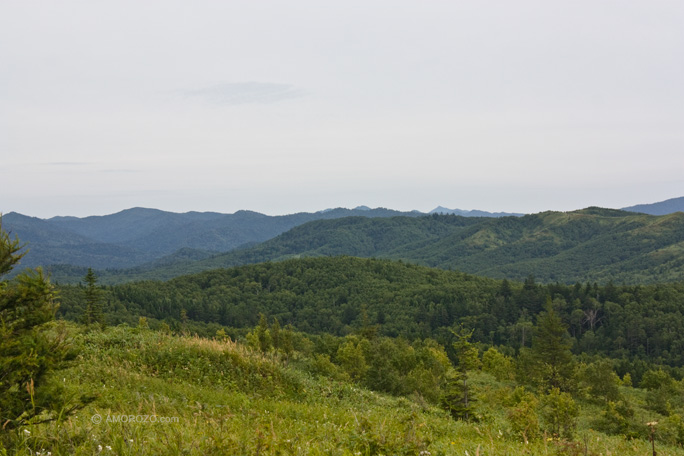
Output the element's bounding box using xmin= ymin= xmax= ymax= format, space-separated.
xmin=442 ymin=327 xmax=480 ymax=420
xmin=0 ymin=219 xmax=82 ymax=429
xmin=531 ymin=301 xmax=576 ymax=392
xmin=82 ymin=268 xmax=104 ymax=328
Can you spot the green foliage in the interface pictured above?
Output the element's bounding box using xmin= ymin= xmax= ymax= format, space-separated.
xmin=0 ymin=220 xmax=82 ymax=430
xmin=136 ymin=316 xmax=149 ymax=331
xmin=506 ymin=387 xmax=540 ymax=442
xmin=256 ymin=313 xmax=271 ymax=353
xmin=336 ymin=336 xmax=369 ymax=382
xmin=581 ymin=359 xmax=622 ymax=403
xmin=660 ymin=413 xmax=684 ymax=446
xmin=640 ymin=369 xmax=683 ymax=415
xmin=592 ymin=400 xmax=636 ymax=436
xmin=482 ymin=347 xmax=514 ymax=381
xmin=540 ymin=387 xmax=579 ymax=439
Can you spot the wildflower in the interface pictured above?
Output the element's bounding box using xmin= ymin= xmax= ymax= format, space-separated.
xmin=98 ymin=444 xmax=103 ymax=451
xmin=23 ymin=429 xmax=31 ymax=435
xmin=106 ymin=446 xmax=112 ymax=451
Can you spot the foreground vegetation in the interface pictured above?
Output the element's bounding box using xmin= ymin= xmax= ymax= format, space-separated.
xmin=5 ymin=324 xmax=684 ymax=455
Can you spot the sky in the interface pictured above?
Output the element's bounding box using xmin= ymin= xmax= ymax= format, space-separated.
xmin=2 ymin=1 xmax=683 ymax=218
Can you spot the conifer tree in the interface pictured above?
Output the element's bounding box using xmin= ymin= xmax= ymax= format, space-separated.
xmin=0 ymin=219 xmax=82 ymax=429
xmin=442 ymin=327 xmax=480 ymax=420
xmin=82 ymin=268 xmax=104 ymax=328
xmin=531 ymin=301 xmax=576 ymax=392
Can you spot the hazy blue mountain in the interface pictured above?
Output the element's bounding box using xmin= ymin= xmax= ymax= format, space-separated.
xmin=49 ymin=207 xmax=226 ymax=244
xmin=429 ymin=206 xmax=524 ymax=217
xmin=1 ymin=206 xmax=424 ymax=271
xmin=622 ymin=196 xmax=684 ymax=215
xmin=2 ymin=212 xmax=154 ymax=270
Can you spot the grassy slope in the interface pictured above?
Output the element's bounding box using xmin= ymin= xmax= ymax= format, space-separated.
xmin=8 ymin=326 xmax=683 ymax=455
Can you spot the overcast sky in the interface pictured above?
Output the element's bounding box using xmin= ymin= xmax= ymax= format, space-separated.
xmin=2 ymin=1 xmax=683 ymax=218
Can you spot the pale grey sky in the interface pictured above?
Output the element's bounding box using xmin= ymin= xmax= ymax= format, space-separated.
xmin=2 ymin=1 xmax=683 ymax=217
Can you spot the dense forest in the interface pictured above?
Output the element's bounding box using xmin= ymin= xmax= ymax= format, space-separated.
xmin=56 ymin=256 xmax=684 ymax=375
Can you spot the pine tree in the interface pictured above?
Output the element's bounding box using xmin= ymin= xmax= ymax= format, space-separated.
xmin=0 ymin=219 xmax=84 ymax=429
xmin=442 ymin=327 xmax=480 ymax=420
xmin=82 ymin=268 xmax=104 ymax=328
xmin=531 ymin=301 xmax=576 ymax=392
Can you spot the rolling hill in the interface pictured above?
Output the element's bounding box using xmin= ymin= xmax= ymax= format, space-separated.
xmin=1 ymin=207 xmax=424 ymax=270
xmin=66 ymin=208 xmax=684 ymax=285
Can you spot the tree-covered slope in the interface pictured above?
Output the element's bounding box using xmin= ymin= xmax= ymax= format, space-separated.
xmin=55 ymin=256 xmax=684 ymax=368
xmin=100 ymin=208 xmax=684 ymax=284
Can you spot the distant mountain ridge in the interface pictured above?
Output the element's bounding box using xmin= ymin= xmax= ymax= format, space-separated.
xmin=622 ymin=196 xmax=684 ymax=215
xmin=1 ymin=207 xmax=424 ymax=271
xmin=429 ymin=206 xmax=524 ymax=217
xmin=5 ymin=197 xmax=684 ymax=284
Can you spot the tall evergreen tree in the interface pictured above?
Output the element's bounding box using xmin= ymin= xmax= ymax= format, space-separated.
xmin=82 ymin=268 xmax=104 ymax=328
xmin=442 ymin=327 xmax=480 ymax=420
xmin=0 ymin=220 xmax=82 ymax=429
xmin=531 ymin=301 xmax=575 ymax=392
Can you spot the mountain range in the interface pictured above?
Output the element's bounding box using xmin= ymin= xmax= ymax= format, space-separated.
xmin=1 ymin=207 xmax=424 ymax=270
xmin=2 ymin=196 xmax=683 ymax=284
xmin=62 ymin=207 xmax=681 ymax=285
xmin=0 ymin=206 xmax=522 ymax=271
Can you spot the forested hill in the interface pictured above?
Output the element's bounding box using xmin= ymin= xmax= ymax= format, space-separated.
xmin=56 ymin=256 xmax=684 ymax=370
xmin=2 ymin=206 xmax=424 ymax=270
xmin=81 ymin=207 xmax=684 ymax=285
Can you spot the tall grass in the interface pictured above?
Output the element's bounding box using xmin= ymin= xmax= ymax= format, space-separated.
xmin=3 ymin=325 xmax=684 ymax=455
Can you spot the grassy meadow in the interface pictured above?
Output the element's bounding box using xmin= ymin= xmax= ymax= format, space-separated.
xmin=4 ymin=324 xmax=683 ymax=456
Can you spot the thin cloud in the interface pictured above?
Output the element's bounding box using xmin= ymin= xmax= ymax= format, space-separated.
xmin=46 ymin=162 xmax=91 ymax=166
xmin=98 ymin=169 xmax=139 ymax=174
xmin=178 ymin=82 xmax=307 ymax=106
